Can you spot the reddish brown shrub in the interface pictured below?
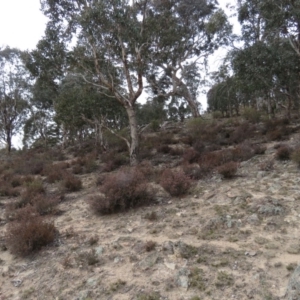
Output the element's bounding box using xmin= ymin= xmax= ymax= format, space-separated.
xmin=6 ymin=206 xmax=57 ymax=257
xmin=89 ymin=168 xmax=154 ymax=214
xmin=62 ymin=173 xmax=82 ymax=192
xmin=44 ymin=164 xmax=65 ymax=183
xmin=253 ymin=144 xmax=267 ymax=155
xmin=0 ymin=181 xmax=19 ymax=197
xmin=230 ymin=122 xmax=255 ymax=144
xmin=157 ymin=145 xmax=172 ymax=154
xmin=32 ymin=194 xmax=61 ymax=215
xmin=233 ymin=144 xmax=255 ymax=162
xmin=182 ymin=148 xmax=201 ymax=164
xmin=160 ymin=169 xmax=191 ymax=197
xmin=182 ymin=163 xmax=207 ymax=180
xmin=217 ymin=162 xmax=238 ymax=179
xmin=18 ymin=180 xmax=45 ymax=208
xmin=102 ymin=151 xmax=129 ymax=172
xmin=199 ymin=151 xmax=223 ymax=168
xmin=275 ymin=145 xmax=292 ymax=160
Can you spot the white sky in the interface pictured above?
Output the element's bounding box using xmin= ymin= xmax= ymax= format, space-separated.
xmin=0 ymin=0 xmax=237 ymax=148
xmin=0 ymin=0 xmax=48 ymax=51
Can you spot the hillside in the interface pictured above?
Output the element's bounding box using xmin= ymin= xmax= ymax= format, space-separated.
xmin=1 ymin=115 xmax=300 ymax=300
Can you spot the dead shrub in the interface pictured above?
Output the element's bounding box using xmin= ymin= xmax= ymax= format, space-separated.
xmin=89 ymin=167 xmax=154 ymax=214
xmin=160 ymin=169 xmax=191 ymax=197
xmin=217 ymin=162 xmax=238 ymax=179
xmin=62 ymin=173 xmax=82 ymax=192
xmin=6 ymin=206 xmax=57 ymax=257
xmin=276 ymin=145 xmax=292 ymax=160
xmin=169 ymin=147 xmax=184 ymax=156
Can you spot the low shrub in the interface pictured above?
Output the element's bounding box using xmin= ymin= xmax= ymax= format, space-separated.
xmin=182 ymin=148 xmax=201 ymax=164
xmin=44 ymin=164 xmax=65 ymax=183
xmin=233 ymin=144 xmax=255 ymax=161
xmin=6 ymin=206 xmax=57 ymax=257
xmin=62 ymin=173 xmax=82 ymax=192
xmin=89 ymin=167 xmax=154 ymax=214
xmin=19 ymin=180 xmax=45 ymax=208
xmin=276 ymin=145 xmax=292 ymax=160
xmin=32 ymin=194 xmax=61 ymax=215
xmin=217 ymin=162 xmax=238 ymax=179
xmin=253 ymin=144 xmax=267 ymax=155
xmin=160 ymin=169 xmax=191 ymax=197
xmin=0 ymin=181 xmax=20 ymax=197
xmin=182 ymin=163 xmax=207 ymax=180
xmin=230 ymin=122 xmax=255 ymax=144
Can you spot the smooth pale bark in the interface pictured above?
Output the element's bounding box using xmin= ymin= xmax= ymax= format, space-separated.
xmin=125 ymin=105 xmax=139 ymax=166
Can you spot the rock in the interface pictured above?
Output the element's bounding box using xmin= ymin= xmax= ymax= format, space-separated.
xmin=162 ymin=241 xmax=174 ymax=255
xmin=164 ymin=260 xmax=176 ymax=270
xmin=247 ymin=214 xmax=260 ymax=225
xmin=176 ymin=267 xmax=190 ymax=289
xmin=139 ymin=253 xmax=159 ymax=270
xmin=95 ymin=246 xmax=104 ymax=256
xmin=285 ymin=264 xmax=300 ymax=300
xmin=87 ymin=277 xmax=97 ymax=287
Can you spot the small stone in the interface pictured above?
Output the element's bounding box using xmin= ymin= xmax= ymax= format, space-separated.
xmin=194 ymin=195 xmax=198 ymax=199
xmin=249 ymin=251 xmax=257 ymax=257
xmin=164 ymin=261 xmax=176 ymax=270
xmin=11 ymin=279 xmax=22 ymax=287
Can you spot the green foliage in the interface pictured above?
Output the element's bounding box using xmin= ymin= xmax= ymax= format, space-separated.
xmin=243 ymin=107 xmax=261 ymax=123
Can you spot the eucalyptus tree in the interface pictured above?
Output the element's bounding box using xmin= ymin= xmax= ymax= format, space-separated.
xmin=39 ymin=0 xmax=158 ymax=164
xmin=0 ymin=47 xmax=30 ymax=152
xmin=146 ymin=0 xmax=232 ymax=118
xmin=54 ymin=75 xmax=127 ymax=149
